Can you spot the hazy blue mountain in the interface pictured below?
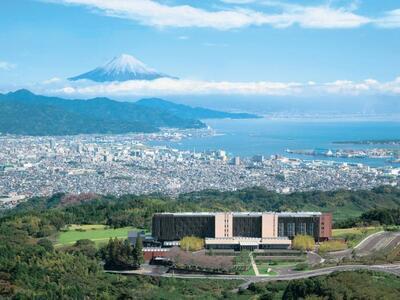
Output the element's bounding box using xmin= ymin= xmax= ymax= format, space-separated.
xmin=69 ymin=54 xmax=176 ymax=82
xmin=0 ymin=90 xmax=204 ymax=136
xmin=136 ymin=98 xmax=260 ymax=119
xmin=0 ymin=90 xmax=259 ymax=136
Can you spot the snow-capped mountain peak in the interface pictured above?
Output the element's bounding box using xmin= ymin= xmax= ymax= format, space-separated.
xmin=102 ymin=54 xmax=156 ymax=74
xmin=69 ymin=54 xmax=175 ymax=82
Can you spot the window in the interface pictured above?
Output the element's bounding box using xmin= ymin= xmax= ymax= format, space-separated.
xmin=307 ymin=223 xmax=314 ymax=236
xmin=287 ymin=223 xmax=295 ymax=237
xmin=278 ymin=223 xmax=285 ymax=236
xmin=299 ymin=223 xmax=306 ymax=235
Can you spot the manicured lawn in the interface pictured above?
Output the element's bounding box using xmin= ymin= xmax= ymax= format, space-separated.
xmin=56 ymin=224 xmax=138 ymax=247
xmin=255 ymin=260 xmax=303 ymax=275
xmin=256 ymin=263 xmax=278 ymax=275
xmin=255 ymin=260 xmax=301 ymax=267
xmin=332 ymin=226 xmax=383 ymax=248
xmin=240 ymin=267 xmax=256 ymax=276
xmin=67 ymin=224 xmax=107 ymax=230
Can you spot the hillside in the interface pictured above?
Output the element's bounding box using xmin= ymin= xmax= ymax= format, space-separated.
xmin=1 ymin=187 xmax=400 ymax=298
xmin=5 ymin=186 xmax=400 ymax=228
xmin=136 ymin=98 xmax=260 ymax=119
xmin=0 ymin=90 xmax=205 ymax=135
xmin=0 ymin=90 xmax=259 ymax=136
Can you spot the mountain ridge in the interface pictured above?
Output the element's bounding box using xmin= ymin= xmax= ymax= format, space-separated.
xmin=136 ymin=98 xmax=260 ymax=119
xmin=0 ymin=90 xmax=259 ymax=136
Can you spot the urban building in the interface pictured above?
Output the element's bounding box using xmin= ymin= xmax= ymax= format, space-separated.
xmin=152 ymin=211 xmax=332 ymax=250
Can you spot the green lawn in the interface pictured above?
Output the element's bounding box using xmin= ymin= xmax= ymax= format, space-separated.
xmin=256 ymin=263 xmax=278 ymax=275
xmin=240 ymin=266 xmax=256 ymax=276
xmin=255 ymin=260 xmax=303 ymax=275
xmin=332 ymin=226 xmax=383 ymax=248
xmin=56 ymin=225 xmax=137 ymax=247
xmin=301 ymin=204 xmax=364 ymax=222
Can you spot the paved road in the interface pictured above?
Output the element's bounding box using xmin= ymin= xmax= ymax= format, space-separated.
xmin=236 ymin=263 xmax=400 ymax=290
xmin=105 ymin=231 xmax=400 ymax=291
xmin=356 ymin=231 xmax=400 ymax=256
xmin=326 ymin=231 xmax=400 ymax=260
xmin=106 ymin=263 xmax=400 ymax=283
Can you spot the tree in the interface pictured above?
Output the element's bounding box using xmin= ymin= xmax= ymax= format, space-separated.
xmin=100 ymin=238 xmax=139 ymax=270
xmin=180 ymin=236 xmax=204 ymax=252
xmin=233 ymin=251 xmax=251 ymax=273
xmin=132 ymin=236 xmax=144 ymax=267
xmin=37 ymin=238 xmax=54 ymax=252
xmin=292 ymin=235 xmax=315 ymax=251
xmin=66 ymin=239 xmax=97 ymax=259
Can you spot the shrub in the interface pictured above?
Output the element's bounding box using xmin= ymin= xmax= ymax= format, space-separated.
xmin=319 ymin=240 xmax=347 ymax=253
xmin=180 ymin=236 xmax=204 ymax=252
xmin=293 ymin=262 xmax=309 ymax=271
xmin=292 ymin=235 xmax=315 ymax=251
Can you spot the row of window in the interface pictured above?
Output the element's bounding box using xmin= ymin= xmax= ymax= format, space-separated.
xmin=278 ymin=223 xmax=314 ymax=236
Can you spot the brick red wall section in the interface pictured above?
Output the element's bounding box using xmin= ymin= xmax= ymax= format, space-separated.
xmin=319 ymin=213 xmax=332 ymax=240
xmin=143 ymin=250 xmax=168 ymax=261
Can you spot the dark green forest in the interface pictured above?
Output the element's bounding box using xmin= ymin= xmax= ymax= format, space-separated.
xmin=0 ymin=90 xmax=258 ymax=136
xmin=1 ymin=186 xmax=400 ymax=298
xmin=4 ymin=185 xmax=400 ymax=232
xmin=245 ymin=270 xmax=400 ymax=299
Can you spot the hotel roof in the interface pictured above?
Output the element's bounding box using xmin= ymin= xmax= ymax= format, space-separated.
xmin=154 ymin=211 xmax=323 ymax=217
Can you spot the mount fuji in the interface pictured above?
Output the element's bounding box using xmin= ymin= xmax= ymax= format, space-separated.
xmin=69 ymin=54 xmax=176 ymax=82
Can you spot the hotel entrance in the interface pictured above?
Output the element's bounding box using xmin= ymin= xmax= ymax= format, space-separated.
xmin=239 ymin=241 xmax=259 ymax=251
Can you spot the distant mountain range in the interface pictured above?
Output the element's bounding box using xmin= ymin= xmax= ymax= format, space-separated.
xmin=69 ymin=54 xmax=175 ymax=82
xmin=0 ymin=89 xmax=259 ymax=136
xmin=136 ymin=98 xmax=258 ymax=120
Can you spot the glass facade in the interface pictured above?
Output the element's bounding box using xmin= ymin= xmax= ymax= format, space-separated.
xmin=287 ymin=223 xmax=295 ymax=237
xmin=153 ymin=213 xmax=326 ymax=242
xmin=278 ymin=222 xmax=285 ymax=237
xmin=232 ymin=216 xmax=261 ymax=237
xmin=299 ymin=223 xmax=307 ymax=235
xmin=307 ymin=223 xmax=314 ymax=236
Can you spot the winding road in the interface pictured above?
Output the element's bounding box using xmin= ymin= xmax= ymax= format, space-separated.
xmin=106 ymin=231 xmax=400 ymax=290
xmin=326 ymin=231 xmax=400 ymax=260
xmin=106 ymin=263 xmax=400 ymax=287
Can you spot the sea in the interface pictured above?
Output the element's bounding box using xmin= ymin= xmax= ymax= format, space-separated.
xmin=149 ymin=117 xmax=400 ymax=167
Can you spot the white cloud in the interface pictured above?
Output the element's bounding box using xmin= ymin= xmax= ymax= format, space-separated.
xmin=46 ymin=0 xmax=394 ymax=30
xmin=48 ymin=78 xmax=304 ymax=96
xmin=177 ymin=35 xmax=189 ymax=40
xmin=321 ymin=78 xmax=400 ymax=95
xmin=375 ymin=9 xmax=400 ymax=28
xmin=0 ymin=61 xmax=16 ymax=71
xmin=42 ymin=77 xmax=62 ymax=84
xmin=33 ymin=76 xmax=400 ymax=97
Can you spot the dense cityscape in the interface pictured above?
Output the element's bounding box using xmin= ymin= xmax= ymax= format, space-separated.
xmin=1 ymin=129 xmax=399 ymax=209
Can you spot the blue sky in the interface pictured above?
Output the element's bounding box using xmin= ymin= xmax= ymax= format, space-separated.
xmin=0 ymin=0 xmax=400 ymax=97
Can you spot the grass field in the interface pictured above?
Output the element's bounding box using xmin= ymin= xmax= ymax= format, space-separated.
xmin=56 ymin=224 xmax=137 ymax=247
xmin=332 ymin=226 xmax=383 ymax=248
xmin=301 ymin=204 xmax=364 ymax=222
xmin=240 ymin=267 xmax=256 ymax=276
xmin=255 ymin=260 xmax=303 ymax=275
xmin=256 ymin=263 xmax=278 ymax=275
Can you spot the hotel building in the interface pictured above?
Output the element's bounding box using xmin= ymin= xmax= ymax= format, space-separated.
xmin=152 ymin=212 xmax=332 ymax=250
